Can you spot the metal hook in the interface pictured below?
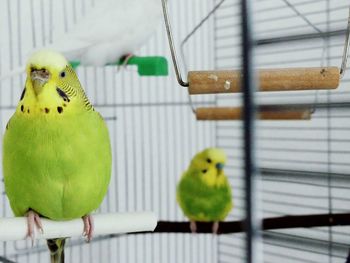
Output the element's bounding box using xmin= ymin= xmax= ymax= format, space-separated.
xmin=311 ymin=31 xmax=329 ymax=115
xmin=161 ymin=0 xmax=225 ymax=115
xmin=282 ymin=0 xmax=325 ymax=116
xmin=282 ymin=0 xmax=323 ymax=34
xmin=177 ymin=0 xmax=226 ymax=115
xmin=340 ymin=7 xmax=350 ymax=78
xmin=161 ymin=0 xmax=189 ymax=87
xmin=180 ymin=0 xmax=226 ymax=72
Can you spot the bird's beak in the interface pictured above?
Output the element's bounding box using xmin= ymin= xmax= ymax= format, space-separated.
xmin=30 ymin=68 xmax=50 ymax=95
xmin=216 ymin=163 xmax=224 ymax=175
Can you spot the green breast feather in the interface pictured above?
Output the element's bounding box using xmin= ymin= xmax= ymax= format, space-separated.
xmin=177 ymin=171 xmax=233 ymax=222
xmin=3 ymin=111 xmax=111 ymax=220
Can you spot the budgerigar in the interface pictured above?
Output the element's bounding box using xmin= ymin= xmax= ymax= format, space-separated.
xmin=2 ymin=50 xmax=111 ymax=262
xmin=46 ymin=0 xmax=163 ymax=66
xmin=177 ymin=148 xmax=233 ymax=233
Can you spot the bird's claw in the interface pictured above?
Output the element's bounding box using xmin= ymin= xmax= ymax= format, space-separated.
xmin=212 ymin=221 xmax=219 ymax=234
xmin=117 ymin=53 xmax=134 ymax=72
xmin=190 ymin=221 xmax=197 ymax=233
xmin=26 ymin=210 xmax=43 ymax=246
xmin=82 ymin=215 xmax=94 ymax=242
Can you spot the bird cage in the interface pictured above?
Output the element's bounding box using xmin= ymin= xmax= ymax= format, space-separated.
xmin=0 ymin=0 xmax=350 ymax=263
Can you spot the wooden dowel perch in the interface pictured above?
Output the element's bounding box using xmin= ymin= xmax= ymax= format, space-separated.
xmin=0 ymin=212 xmax=157 ymax=241
xmin=153 ymin=213 xmax=350 ymax=234
xmin=196 ymin=106 xmax=312 ymax=120
xmin=188 ymin=67 xmax=340 ymax=94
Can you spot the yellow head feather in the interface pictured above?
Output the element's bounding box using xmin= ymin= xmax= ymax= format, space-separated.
xmin=17 ymin=50 xmax=92 ymax=117
xmin=188 ymin=148 xmax=228 ymax=186
xmin=26 ymin=49 xmax=68 ymax=75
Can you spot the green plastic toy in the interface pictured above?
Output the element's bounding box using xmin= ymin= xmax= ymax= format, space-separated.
xmin=70 ymin=56 xmax=168 ymax=76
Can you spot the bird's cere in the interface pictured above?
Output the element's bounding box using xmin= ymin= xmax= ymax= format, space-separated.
xmin=216 ymin=163 xmax=225 ymax=171
xmin=30 ymin=69 xmax=50 ymax=83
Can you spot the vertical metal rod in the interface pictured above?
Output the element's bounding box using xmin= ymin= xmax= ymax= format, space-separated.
xmin=29 ymin=0 xmax=37 ymax=48
xmin=326 ymin=2 xmax=333 ymax=262
xmin=180 ymin=0 xmax=226 ymax=72
xmin=49 ymin=0 xmax=53 ymax=43
xmin=282 ymin=0 xmax=323 ymax=34
xmin=7 ymin=0 xmax=14 ymax=105
xmin=161 ymin=0 xmax=189 ymax=87
xmin=40 ymin=0 xmax=45 ymax=46
xmin=340 ymin=7 xmax=350 ymax=78
xmin=240 ymin=0 xmax=260 ymax=263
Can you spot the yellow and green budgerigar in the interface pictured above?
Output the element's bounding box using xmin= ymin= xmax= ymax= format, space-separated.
xmin=2 ymin=50 xmax=111 ymax=262
xmin=177 ymin=148 xmax=233 ymax=233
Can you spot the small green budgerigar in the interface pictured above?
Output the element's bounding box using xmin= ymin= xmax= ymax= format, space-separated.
xmin=2 ymin=50 xmax=111 ymax=262
xmin=177 ymin=148 xmax=233 ymax=233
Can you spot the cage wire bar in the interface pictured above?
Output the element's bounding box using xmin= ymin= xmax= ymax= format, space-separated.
xmin=1 ymin=0 xmax=350 ymax=262
xmin=214 ymin=0 xmax=350 ymax=262
xmin=0 ymin=0 xmax=218 ymax=262
xmin=239 ymin=0 xmax=261 ymax=262
xmin=163 ymin=0 xmax=350 ymax=122
xmin=162 ymin=0 xmax=350 ymax=262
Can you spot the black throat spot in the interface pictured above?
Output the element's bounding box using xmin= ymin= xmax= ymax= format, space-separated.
xmin=57 ymin=106 xmax=63 ymax=114
xmin=20 ymin=88 xmax=26 ymax=101
xmin=56 ymin=87 xmax=70 ymax=102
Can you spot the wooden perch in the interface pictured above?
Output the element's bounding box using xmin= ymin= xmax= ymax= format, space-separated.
xmin=196 ymin=106 xmax=312 ymax=120
xmin=188 ymin=67 xmax=340 ymax=94
xmin=0 ymin=212 xmax=157 ymax=241
xmin=153 ymin=213 xmax=350 ymax=234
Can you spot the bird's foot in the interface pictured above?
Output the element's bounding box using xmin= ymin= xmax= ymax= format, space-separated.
xmin=117 ymin=53 xmax=134 ymax=71
xmin=121 ymin=53 xmax=134 ymax=66
xmin=212 ymin=221 xmax=219 ymax=234
xmin=26 ymin=210 xmax=43 ymax=245
xmin=82 ymin=214 xmax=94 ymax=242
xmin=190 ymin=221 xmax=197 ymax=233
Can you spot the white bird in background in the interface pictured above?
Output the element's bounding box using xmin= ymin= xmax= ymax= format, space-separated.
xmin=0 ymin=0 xmax=163 ymax=80
xmin=48 ymin=0 xmax=163 ymax=66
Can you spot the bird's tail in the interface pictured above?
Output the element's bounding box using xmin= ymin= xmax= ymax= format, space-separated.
xmin=47 ymin=238 xmax=66 ymax=263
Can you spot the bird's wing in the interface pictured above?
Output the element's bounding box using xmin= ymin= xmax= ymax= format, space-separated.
xmin=46 ymin=0 xmax=162 ymax=63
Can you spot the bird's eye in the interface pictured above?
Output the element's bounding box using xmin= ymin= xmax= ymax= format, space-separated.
xmin=60 ymin=71 xmax=66 ymax=78
xmin=202 ymin=169 xmax=207 ymax=173
xmin=207 ymin=158 xmax=212 ymax=163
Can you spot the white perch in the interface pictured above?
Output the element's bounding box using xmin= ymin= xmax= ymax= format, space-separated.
xmin=0 ymin=212 xmax=157 ymax=241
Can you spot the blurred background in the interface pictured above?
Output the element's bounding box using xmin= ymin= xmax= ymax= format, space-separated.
xmin=0 ymin=0 xmax=349 ymax=262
